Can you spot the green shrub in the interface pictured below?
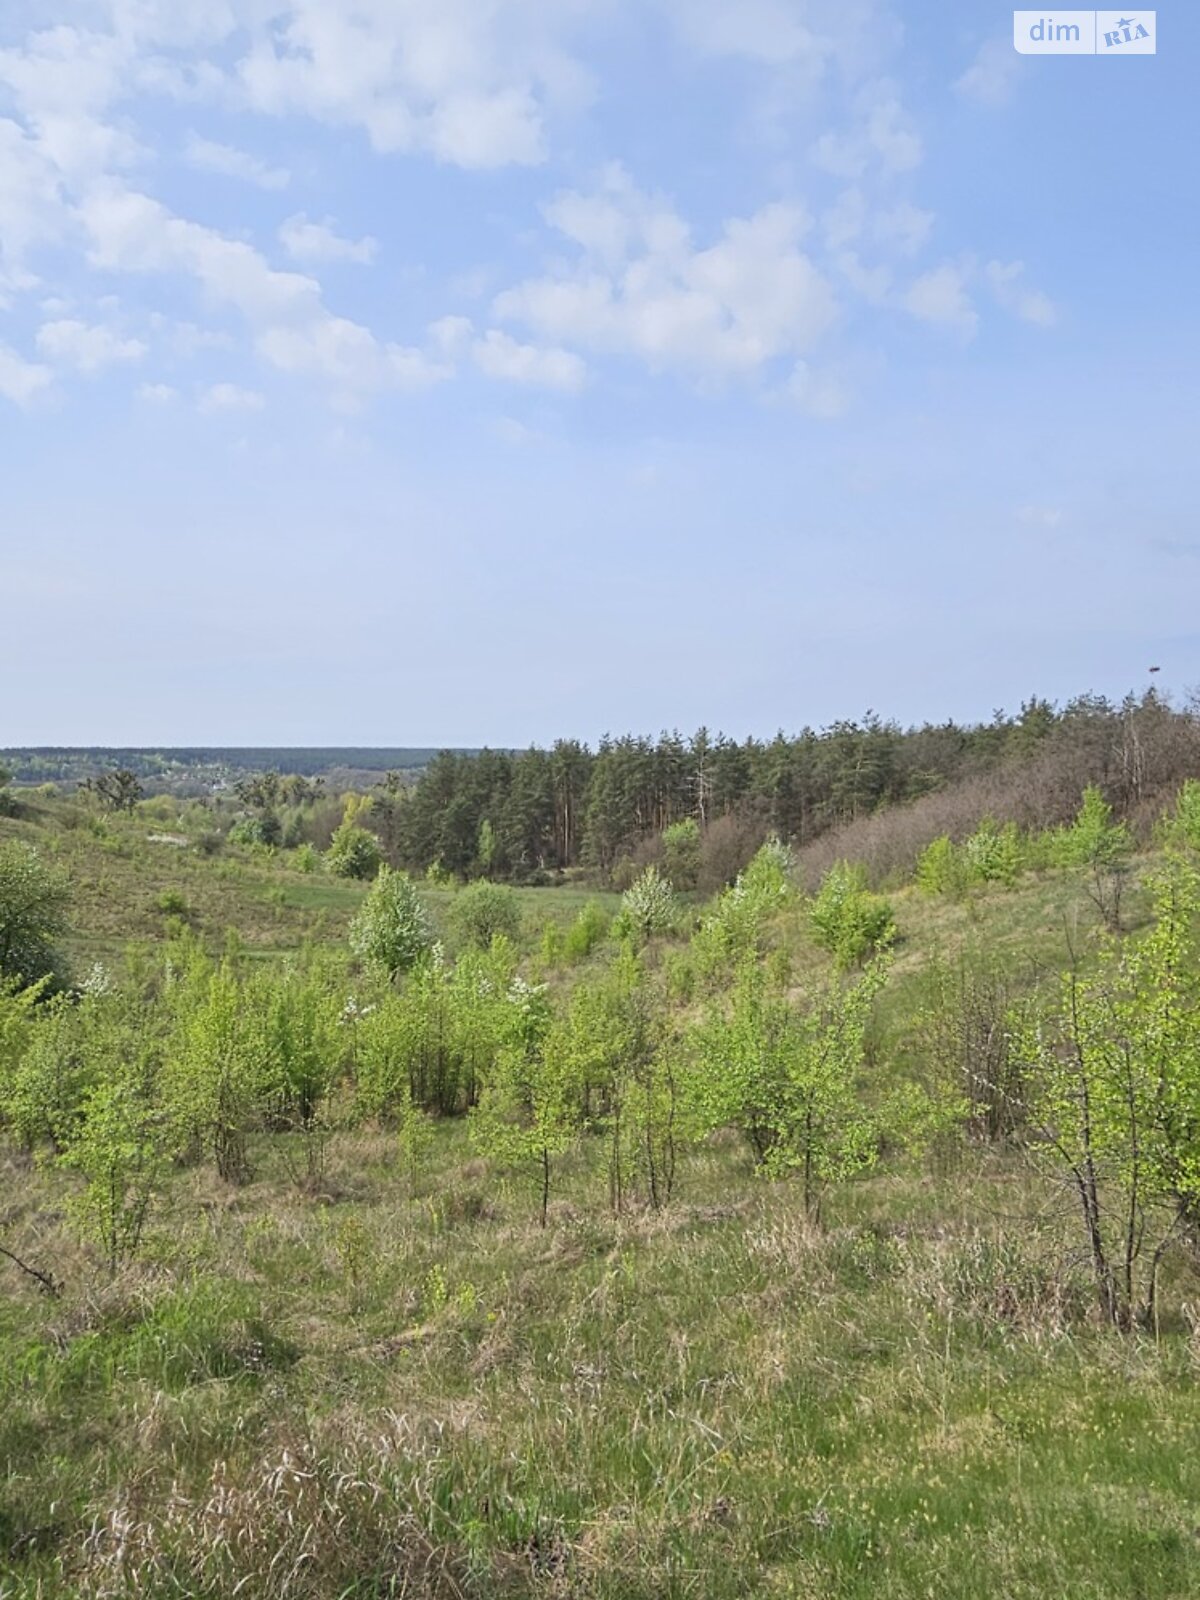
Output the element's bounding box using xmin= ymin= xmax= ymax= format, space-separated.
xmin=0 ymin=840 xmax=70 ymax=989
xmin=63 ymin=1073 xmax=165 ymax=1272
xmin=293 ymin=842 xmax=321 ymax=874
xmin=661 ymin=818 xmax=701 ymax=890
xmin=563 ymin=900 xmax=612 ymax=962
xmin=1166 ymin=779 xmax=1200 ymax=852
xmin=349 ymin=867 xmax=434 ymax=980
xmin=809 ymin=862 xmax=895 ymax=969
xmin=615 ymin=866 xmax=678 ymax=940
xmin=228 ymin=816 xmax=271 ymax=849
xmin=325 ymin=821 xmax=382 ymax=881
xmin=916 ymin=835 xmax=968 ymax=898
xmin=449 ymin=881 xmax=522 ymax=950
xmin=1058 ymin=786 xmax=1131 ymax=871
xmin=693 ymin=838 xmax=793 ymax=978
xmin=963 ymin=818 xmax=1023 ymax=887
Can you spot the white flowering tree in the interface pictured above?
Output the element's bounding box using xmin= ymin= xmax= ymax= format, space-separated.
xmin=619 ymin=866 xmax=678 ymax=941
xmin=349 ymin=867 xmax=434 ymax=983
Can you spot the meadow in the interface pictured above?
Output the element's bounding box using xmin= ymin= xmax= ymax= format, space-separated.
xmin=2 ymin=778 xmax=1200 ymax=1599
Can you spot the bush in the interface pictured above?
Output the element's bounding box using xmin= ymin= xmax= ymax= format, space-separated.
xmin=228 ymin=816 xmax=273 ymax=849
xmin=326 ymin=822 xmax=382 ymax=881
xmin=349 ymin=867 xmax=434 ymax=980
xmin=1166 ymin=779 xmax=1200 ymax=852
xmin=1056 ymin=786 xmax=1132 ymax=930
xmin=616 ymin=867 xmax=678 ymax=940
xmin=0 ymin=841 xmax=71 ymax=989
xmin=1057 ymin=785 xmax=1131 ymax=871
xmin=693 ymin=838 xmax=793 ymax=978
xmin=809 ymin=862 xmax=895 ymax=969
xmin=963 ymin=817 xmax=1023 ymax=887
xmin=293 ymin=843 xmax=321 ymax=874
xmin=449 ymin=882 xmax=522 ymax=950
xmin=662 ymin=819 xmax=701 ymax=891
xmin=916 ymin=835 xmax=968 ymax=898
xmin=563 ymin=900 xmax=612 ymax=962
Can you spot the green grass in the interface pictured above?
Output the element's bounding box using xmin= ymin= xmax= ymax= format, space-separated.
xmin=0 ymin=802 xmax=621 ymax=967
xmin=2 ymin=1131 xmax=1199 ymax=1597
xmin=2 ymin=799 xmax=1196 ymax=1596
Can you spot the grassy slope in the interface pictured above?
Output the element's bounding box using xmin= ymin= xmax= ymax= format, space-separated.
xmin=3 ymin=1134 xmax=1198 ymax=1598
xmin=0 ymin=802 xmax=620 ymax=965
xmin=1 ymin=803 xmax=1197 ymax=1597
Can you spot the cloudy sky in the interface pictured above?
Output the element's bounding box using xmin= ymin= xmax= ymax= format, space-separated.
xmin=1 ymin=1 xmax=1194 ymax=745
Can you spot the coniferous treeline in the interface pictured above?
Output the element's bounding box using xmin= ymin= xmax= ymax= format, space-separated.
xmin=388 ymin=692 xmax=1200 ymax=882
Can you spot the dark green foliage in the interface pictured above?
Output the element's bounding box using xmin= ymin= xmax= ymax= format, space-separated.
xmin=448 ymin=881 xmax=522 ymax=949
xmin=662 ymin=817 xmax=702 ymax=889
xmin=382 ymin=690 xmax=1196 ymax=884
xmin=809 ymin=863 xmax=895 ymax=969
xmin=0 ymin=842 xmax=70 ymax=989
xmin=325 ymin=821 xmax=382 ymax=881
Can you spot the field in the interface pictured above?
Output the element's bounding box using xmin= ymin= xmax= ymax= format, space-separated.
xmin=5 ymin=1132 xmax=1200 ymax=1598
xmin=1 ymin=793 xmax=1199 ymax=1598
xmin=0 ymin=800 xmax=621 ymax=966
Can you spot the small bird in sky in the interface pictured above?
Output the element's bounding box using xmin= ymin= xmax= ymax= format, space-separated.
xmin=1149 ymin=665 xmax=1161 ymax=674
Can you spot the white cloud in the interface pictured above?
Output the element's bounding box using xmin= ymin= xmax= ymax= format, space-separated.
xmin=429 ymin=315 xmax=475 ymax=355
xmin=823 ymin=188 xmax=867 ymax=251
xmin=279 ymin=214 xmax=378 ymax=265
xmin=184 ymin=134 xmax=290 ymax=190
xmin=986 ymin=260 xmax=1057 ymax=327
xmin=492 ymin=415 xmax=546 ymax=446
xmin=198 ymin=381 xmax=265 ymax=413
xmin=833 ymin=251 xmax=891 ymax=305
xmin=495 ymin=167 xmax=837 ymax=383
xmin=156 ymin=318 xmax=235 ymax=356
xmin=662 ymin=0 xmax=826 ymax=67
xmin=257 ymin=316 xmax=450 ymax=392
xmin=786 ymin=360 xmax=851 ymax=418
xmin=234 ymin=0 xmax=590 ymax=169
xmin=657 ymin=0 xmax=900 ymax=79
xmin=137 ymin=381 xmax=176 ymax=403
xmin=903 ymin=263 xmax=978 ymax=338
xmin=824 ymin=190 xmax=932 ymax=262
xmin=811 ymin=84 xmax=922 ymax=179
xmin=0 ymin=116 xmax=67 ymax=292
xmin=81 ymin=181 xmax=322 ymax=324
xmin=473 ymin=330 xmax=586 ymax=391
xmin=76 ymin=180 xmax=452 ymax=399
xmin=1018 ymin=505 xmax=1065 ymax=528
xmin=37 ymin=317 xmax=147 ymax=373
xmin=0 ymin=4 xmax=1054 ymax=413
xmin=874 ymin=201 xmax=933 ymax=257
xmin=955 ymin=38 xmax=1021 ymax=108
xmin=0 ymin=342 xmax=52 ymax=406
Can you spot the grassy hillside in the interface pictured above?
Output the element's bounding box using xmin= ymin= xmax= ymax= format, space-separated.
xmin=2 ymin=793 xmax=1199 ymax=1597
xmin=0 ymin=800 xmax=620 ymax=966
xmin=4 ymin=1129 xmax=1199 ymax=1597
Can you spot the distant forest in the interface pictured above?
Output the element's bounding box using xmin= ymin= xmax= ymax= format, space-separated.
xmin=9 ymin=692 xmax=1200 ymax=889
xmin=380 ymin=692 xmax=1200 ymax=885
xmin=1 ymin=748 xmax=467 ymax=789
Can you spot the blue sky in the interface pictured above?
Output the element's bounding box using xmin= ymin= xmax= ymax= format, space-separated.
xmin=0 ymin=1 xmax=1194 ymax=746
